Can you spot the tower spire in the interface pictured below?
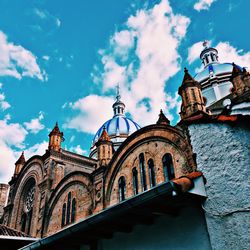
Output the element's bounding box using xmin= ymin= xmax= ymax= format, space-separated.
xmin=112 ymin=83 xmax=125 ymax=116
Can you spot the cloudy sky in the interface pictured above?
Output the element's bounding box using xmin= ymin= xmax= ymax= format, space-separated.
xmin=0 ymin=0 xmax=249 ymax=183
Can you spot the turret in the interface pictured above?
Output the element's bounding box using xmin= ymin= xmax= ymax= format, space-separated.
xmin=178 ymin=68 xmax=208 ymax=119
xmin=14 ymin=152 xmax=25 ymax=178
xmin=230 ymin=63 xmax=250 ymax=97
xmin=48 ymin=122 xmax=64 ymax=152
xmin=96 ymin=127 xmax=113 ymax=167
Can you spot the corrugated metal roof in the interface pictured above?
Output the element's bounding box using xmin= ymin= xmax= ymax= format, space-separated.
xmin=0 ymin=224 xmax=30 ymax=237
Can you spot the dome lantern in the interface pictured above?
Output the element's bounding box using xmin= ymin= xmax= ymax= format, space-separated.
xmin=112 ymin=84 xmax=125 ymax=116
xmin=200 ymin=40 xmax=219 ymax=68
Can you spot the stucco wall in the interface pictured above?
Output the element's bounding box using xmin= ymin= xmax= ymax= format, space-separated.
xmin=188 ymin=122 xmax=250 ymax=250
xmin=98 ymin=206 xmax=211 ymax=250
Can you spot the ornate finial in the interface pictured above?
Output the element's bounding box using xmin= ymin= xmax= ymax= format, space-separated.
xmin=113 ymin=83 xmax=125 ymax=116
xmin=203 ymin=40 xmax=209 ymax=49
xmin=184 ymin=67 xmax=188 ymax=73
xmin=116 ymin=83 xmax=121 ymax=101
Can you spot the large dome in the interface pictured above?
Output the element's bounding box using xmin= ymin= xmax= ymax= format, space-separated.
xmin=194 ymin=41 xmax=243 ymax=107
xmin=194 ymin=63 xmax=242 ymax=83
xmin=92 ymin=116 xmax=140 ymax=146
xmin=90 ymin=90 xmax=140 ymax=158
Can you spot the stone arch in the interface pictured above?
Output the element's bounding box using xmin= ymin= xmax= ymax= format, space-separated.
xmin=104 ymin=125 xmax=195 ymax=207
xmin=44 ymin=172 xmax=93 ymax=236
xmin=10 ymin=159 xmax=44 ymax=237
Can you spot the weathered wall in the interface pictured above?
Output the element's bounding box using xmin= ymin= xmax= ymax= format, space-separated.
xmin=0 ymin=183 xmax=9 ymax=219
xmin=108 ymin=139 xmax=190 ymax=206
xmin=98 ymin=206 xmax=211 ymax=250
xmin=46 ymin=182 xmax=93 ymax=236
xmin=188 ymin=122 xmax=250 ymax=250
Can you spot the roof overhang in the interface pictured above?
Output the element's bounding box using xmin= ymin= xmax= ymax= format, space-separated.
xmin=21 ymin=177 xmax=206 ymax=250
xmin=0 ymin=236 xmax=37 ymax=250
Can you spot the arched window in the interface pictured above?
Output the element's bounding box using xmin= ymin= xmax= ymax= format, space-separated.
xmin=139 ymin=153 xmax=147 ymax=191
xmin=118 ymin=176 xmax=126 ymax=202
xmin=21 ymin=181 xmax=35 ymax=234
xmin=21 ymin=213 xmax=27 ymax=232
xmin=191 ymin=89 xmax=196 ymax=101
xmin=132 ymin=168 xmax=139 ymax=195
xmin=66 ymin=192 xmax=71 ymax=225
xmin=162 ymin=154 xmax=175 ymax=181
xmin=71 ymin=198 xmax=76 ymax=222
xmin=26 ymin=209 xmax=33 ymax=235
xmin=61 ymin=192 xmax=77 ymax=228
xmin=148 ymin=159 xmax=156 ymax=187
xmin=61 ymin=203 xmax=66 ymax=227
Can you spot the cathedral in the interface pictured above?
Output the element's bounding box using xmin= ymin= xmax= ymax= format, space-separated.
xmin=0 ymin=43 xmax=249 ymax=250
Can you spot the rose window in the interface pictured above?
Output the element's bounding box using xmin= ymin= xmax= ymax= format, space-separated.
xmin=25 ymin=186 xmax=35 ymax=212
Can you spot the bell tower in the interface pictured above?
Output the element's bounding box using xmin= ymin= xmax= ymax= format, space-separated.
xmin=96 ymin=127 xmax=113 ymax=167
xmin=230 ymin=63 xmax=250 ymax=97
xmin=178 ymin=68 xmax=208 ymax=119
xmin=48 ymin=122 xmax=64 ymax=152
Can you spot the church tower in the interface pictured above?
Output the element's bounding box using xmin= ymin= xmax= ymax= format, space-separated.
xmin=230 ymin=63 xmax=250 ymax=97
xmin=48 ymin=122 xmax=64 ymax=152
xmin=178 ymin=68 xmax=208 ymax=119
xmin=96 ymin=127 xmax=113 ymax=167
xmin=14 ymin=152 xmax=26 ymax=178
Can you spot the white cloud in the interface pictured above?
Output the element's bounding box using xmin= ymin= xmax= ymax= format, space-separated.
xmin=187 ymin=40 xmax=250 ymax=70
xmin=56 ymin=18 xmax=61 ymax=27
xmin=42 ymin=55 xmax=50 ymax=61
xmin=33 ymin=8 xmax=61 ymax=29
xmin=69 ymin=145 xmax=87 ymax=155
xmin=0 ymin=120 xmax=28 ymax=148
xmin=194 ymin=0 xmax=217 ymax=11
xmin=66 ymin=0 xmax=190 ymax=134
xmin=0 ymin=31 xmax=46 ymax=81
xmin=24 ymin=111 xmax=45 ymax=134
xmin=0 ymin=93 xmax=11 ymax=111
xmin=66 ymin=95 xmax=113 ymax=134
xmin=187 ymin=41 xmax=205 ymax=64
xmin=0 ymin=117 xmax=48 ymax=183
xmin=0 ymin=82 xmax=2 ymax=89
xmin=216 ymin=42 xmax=250 ymax=68
xmin=24 ymin=141 xmax=48 ymax=159
xmin=34 ymin=8 xmax=47 ymax=19
xmin=0 ymin=120 xmax=27 ymax=183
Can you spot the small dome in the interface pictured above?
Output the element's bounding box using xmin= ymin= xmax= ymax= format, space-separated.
xmin=193 ymin=41 xmax=244 ymax=107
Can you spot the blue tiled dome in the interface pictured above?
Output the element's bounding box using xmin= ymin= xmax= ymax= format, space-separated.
xmin=90 ymin=90 xmax=141 ymax=156
xmin=92 ymin=116 xmax=140 ymax=146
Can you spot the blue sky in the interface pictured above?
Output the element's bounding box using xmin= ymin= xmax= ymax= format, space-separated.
xmin=0 ymin=0 xmax=249 ymax=183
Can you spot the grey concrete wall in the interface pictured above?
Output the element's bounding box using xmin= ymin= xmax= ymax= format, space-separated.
xmin=188 ymin=122 xmax=250 ymax=250
xmin=98 ymin=205 xmax=211 ymax=250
